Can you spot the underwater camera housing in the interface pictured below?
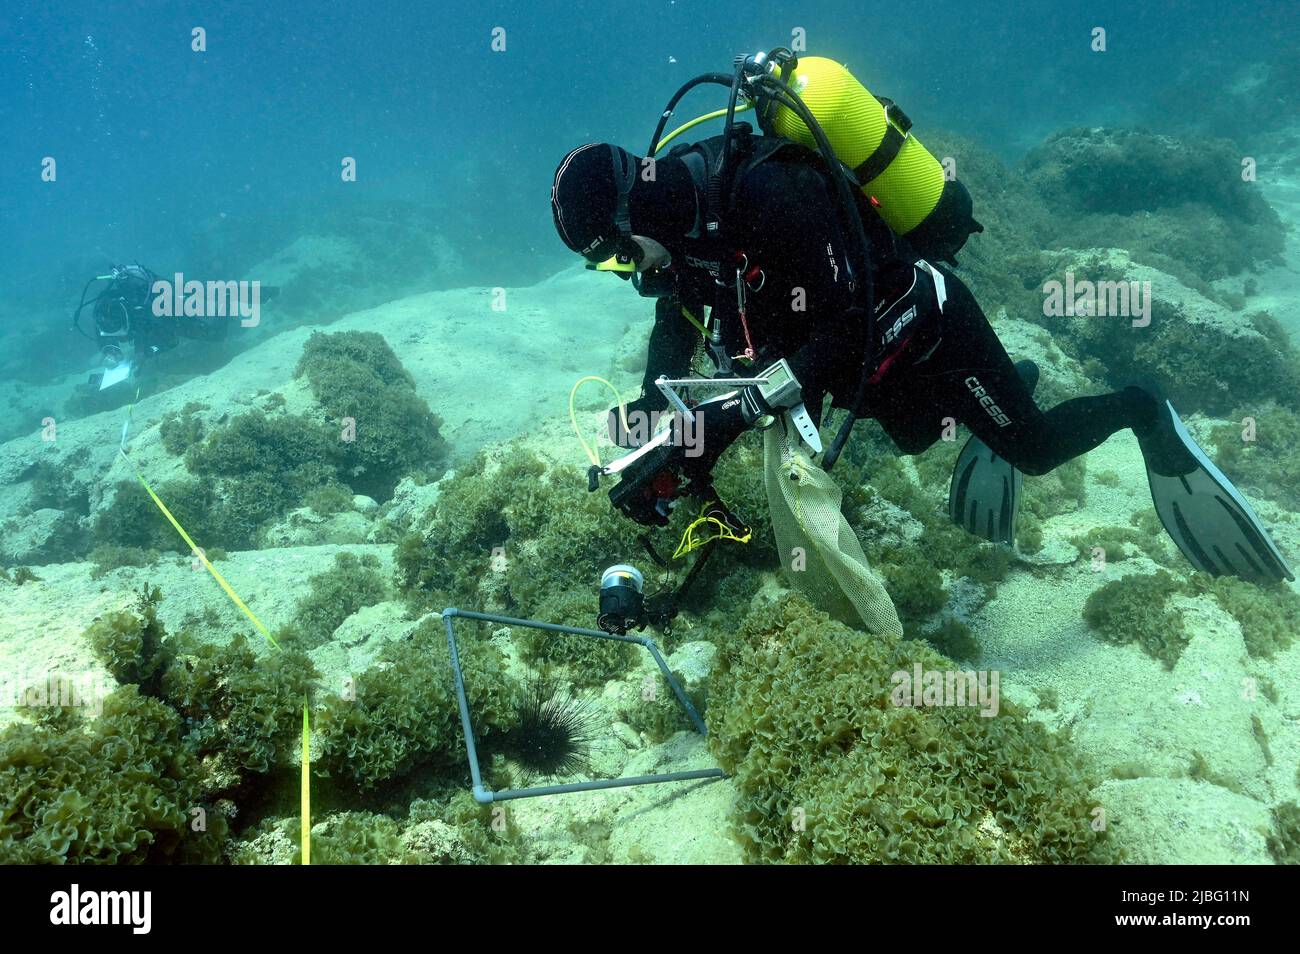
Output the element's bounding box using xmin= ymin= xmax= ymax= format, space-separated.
xmin=597 ymin=560 xmax=698 ymax=636
xmin=598 ymin=564 xmax=645 ymax=634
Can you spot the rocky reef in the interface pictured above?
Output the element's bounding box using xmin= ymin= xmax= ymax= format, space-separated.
xmin=2 ymin=122 xmax=1299 ymax=865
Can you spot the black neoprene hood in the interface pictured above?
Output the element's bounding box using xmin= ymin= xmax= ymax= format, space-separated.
xmin=551 ymin=143 xmax=696 ymax=260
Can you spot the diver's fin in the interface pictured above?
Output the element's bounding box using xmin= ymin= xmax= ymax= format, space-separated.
xmin=949 ymin=437 xmax=1022 ymax=545
xmin=947 ymin=359 xmax=1038 ymax=546
xmin=1138 ymin=395 xmax=1294 ymax=585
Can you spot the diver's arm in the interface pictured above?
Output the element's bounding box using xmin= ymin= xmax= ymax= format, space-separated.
xmin=610 ymin=296 xmax=701 ymax=447
xmin=636 ymin=295 xmax=700 ymax=406
xmin=783 ymin=307 xmax=865 ymax=415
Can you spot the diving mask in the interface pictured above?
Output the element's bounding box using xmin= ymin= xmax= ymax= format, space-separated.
xmin=586 ymin=236 xmax=671 ymax=277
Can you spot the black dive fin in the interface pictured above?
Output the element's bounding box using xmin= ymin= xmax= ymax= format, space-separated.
xmin=947 ymin=360 xmax=1038 ymax=546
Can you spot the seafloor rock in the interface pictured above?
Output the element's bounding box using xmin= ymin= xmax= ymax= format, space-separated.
xmin=230 ymin=826 xmax=297 ymax=866
xmin=852 ymin=493 xmax=925 ymax=553
xmin=924 ymin=128 xmax=1286 ymax=342
xmin=1034 ymin=247 xmax=1300 ymax=416
xmin=0 ymin=265 xmax=645 ymax=554
xmin=666 ymin=641 xmax=716 ymax=693
xmin=1016 ymin=535 xmax=1080 ymax=567
xmin=262 ymin=507 xmax=374 ymax=547
xmin=1023 ymin=127 xmax=1285 ymax=278
xmin=605 ymin=735 xmax=740 ymax=864
xmin=1144 ymin=58 xmax=1300 ymax=143
xmin=0 ymin=544 xmax=393 ymax=723
xmin=507 ymin=731 xmax=741 ymax=865
xmin=310 ymin=600 xmax=424 ymax=689
xmin=1026 ymin=127 xmax=1270 ymax=219
xmin=1067 ymin=588 xmax=1272 ymax=801
xmin=0 ymin=507 xmax=82 ymax=566
xmin=397 ymin=819 xmax=472 ymax=865
xmin=610 ymin=721 xmax=643 ymax=751
xmin=970 ymin=415 xmax=1300 ymax=865
xmin=1099 ymin=777 xmax=1273 ymax=864
xmin=377 ymin=474 xmax=445 ymax=534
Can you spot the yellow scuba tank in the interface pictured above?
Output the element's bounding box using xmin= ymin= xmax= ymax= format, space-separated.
xmin=768 ymin=56 xmax=979 ymax=261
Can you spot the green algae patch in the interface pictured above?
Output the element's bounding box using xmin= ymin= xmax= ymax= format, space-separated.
xmin=314 ymin=617 xmax=517 ymax=792
xmin=96 ymin=330 xmax=446 ymax=555
xmin=1083 ymin=570 xmax=1189 ymax=668
xmin=279 ymin=551 xmax=391 ymax=649
xmin=707 ymin=595 xmax=1118 ymax=864
xmin=0 ymin=687 xmax=229 ymax=864
xmin=1266 ymin=802 xmax=1300 ymax=865
xmin=1188 ymin=573 xmax=1300 ymax=660
xmin=294 ymin=330 xmax=447 ymax=500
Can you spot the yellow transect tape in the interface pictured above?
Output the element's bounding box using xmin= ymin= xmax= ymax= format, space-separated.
xmin=130 ymin=466 xmax=282 ymax=650
xmin=679 ymin=305 xmax=707 ymax=336
xmin=301 ymin=701 xmax=311 ymax=865
xmin=116 ymin=392 xmax=310 ymax=864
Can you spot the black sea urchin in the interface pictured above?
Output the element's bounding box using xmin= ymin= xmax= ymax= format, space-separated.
xmin=499 ymin=677 xmax=602 ymax=783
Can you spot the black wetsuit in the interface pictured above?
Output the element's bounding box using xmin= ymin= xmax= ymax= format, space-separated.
xmin=634 ymin=143 xmax=1155 ymax=476
xmin=93 ymin=266 xmax=234 ymax=360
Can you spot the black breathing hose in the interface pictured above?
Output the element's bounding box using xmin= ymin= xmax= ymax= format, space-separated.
xmin=643 ymin=57 xmax=881 ymax=471
xmin=646 ymin=73 xmax=736 ymax=156
xmin=71 ymin=275 xmax=104 ymax=341
xmin=749 ymin=75 xmax=877 ymax=472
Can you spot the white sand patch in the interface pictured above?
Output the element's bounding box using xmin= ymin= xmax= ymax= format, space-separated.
xmin=976 ymin=426 xmax=1300 ymax=862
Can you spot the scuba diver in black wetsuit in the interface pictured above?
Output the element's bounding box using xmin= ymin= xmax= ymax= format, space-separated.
xmin=553 ymin=49 xmax=1293 ymax=586
xmin=73 ymin=263 xmax=277 ymax=391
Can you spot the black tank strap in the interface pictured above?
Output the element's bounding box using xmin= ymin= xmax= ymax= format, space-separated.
xmin=853 ymin=98 xmax=913 ymax=187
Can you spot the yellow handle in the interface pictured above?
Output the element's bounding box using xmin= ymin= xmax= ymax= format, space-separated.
xmin=570 ymin=375 xmax=628 ymax=467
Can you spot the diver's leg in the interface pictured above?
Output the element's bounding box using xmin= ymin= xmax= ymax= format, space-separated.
xmin=927 ymin=272 xmax=1292 ymax=580
xmin=923 ymin=270 xmax=1150 ymax=476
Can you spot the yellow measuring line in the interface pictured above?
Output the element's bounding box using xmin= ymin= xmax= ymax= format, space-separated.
xmin=116 ymin=393 xmax=310 ymax=863
xmin=301 ymin=701 xmax=311 ymax=865
xmin=131 ymin=467 xmax=282 ymax=650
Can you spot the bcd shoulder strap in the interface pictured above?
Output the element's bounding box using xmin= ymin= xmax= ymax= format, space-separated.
xmin=673 ymin=131 xmax=794 ymax=242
